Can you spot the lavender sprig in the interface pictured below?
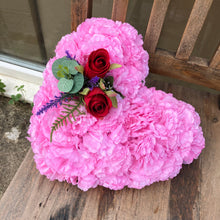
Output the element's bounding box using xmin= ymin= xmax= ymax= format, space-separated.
xmin=88 ymin=76 xmax=100 ymax=90
xmin=36 ymin=93 xmax=72 ymax=115
xmin=65 ymin=50 xmax=73 ymax=60
xmin=65 ymin=50 xmax=76 ymax=60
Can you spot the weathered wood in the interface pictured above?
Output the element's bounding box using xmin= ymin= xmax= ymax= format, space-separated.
xmin=145 ymin=78 xmax=220 ymax=220
xmin=210 ymin=45 xmax=220 ymax=69
xmin=71 ymin=0 xmax=219 ymax=92
xmin=149 ymin=49 xmax=220 ymax=91
xmin=166 ymin=86 xmax=203 ymax=220
xmin=144 ymin=0 xmax=170 ymax=54
xmin=1 ymin=80 xmax=220 ymax=220
xmin=199 ymin=93 xmax=220 ymax=220
xmin=176 ymin=0 xmax=213 ymax=60
xmin=111 ymin=0 xmax=129 ymax=22
xmin=169 ymin=161 xmax=201 ymax=220
xmin=71 ymin=0 xmax=93 ymax=32
xmin=111 ymin=182 xmax=170 ymax=220
xmin=0 ymin=148 xmax=171 ymax=220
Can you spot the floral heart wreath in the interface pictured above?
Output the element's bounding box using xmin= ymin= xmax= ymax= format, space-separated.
xmin=28 ymin=18 xmax=205 ymax=191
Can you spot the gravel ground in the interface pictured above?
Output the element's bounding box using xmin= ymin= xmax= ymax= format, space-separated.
xmin=0 ymin=95 xmax=32 ymax=199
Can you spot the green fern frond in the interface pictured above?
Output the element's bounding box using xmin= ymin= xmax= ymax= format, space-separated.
xmin=50 ymin=99 xmax=85 ymax=142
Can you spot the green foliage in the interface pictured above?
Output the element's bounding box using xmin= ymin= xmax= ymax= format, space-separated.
xmin=104 ymin=76 xmax=114 ymax=89
xmin=109 ymin=63 xmax=122 ymax=70
xmin=57 ymin=65 xmax=65 ymax=78
xmin=9 ymin=94 xmax=22 ymax=104
xmin=52 ymin=57 xmax=84 ymax=94
xmin=50 ymin=98 xmax=85 ymax=142
xmin=112 ymin=88 xmax=124 ymax=99
xmin=69 ymin=73 xmax=84 ymax=94
xmin=52 ymin=58 xmax=78 ymax=79
xmin=79 ymin=87 xmax=90 ymax=96
xmin=75 ymin=65 xmax=84 ymax=74
xmin=9 ymin=85 xmax=25 ymax=104
xmin=15 ymin=85 xmax=24 ymax=92
xmin=105 ymin=90 xmax=117 ymax=97
xmin=99 ymin=79 xmax=105 ymax=90
xmin=58 ymin=78 xmax=74 ymax=92
xmin=0 ymin=79 xmax=6 ymax=94
xmin=109 ymin=96 xmax=118 ymax=108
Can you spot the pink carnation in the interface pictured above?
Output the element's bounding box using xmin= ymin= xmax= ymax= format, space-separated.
xmin=28 ymin=18 xmax=205 ymax=191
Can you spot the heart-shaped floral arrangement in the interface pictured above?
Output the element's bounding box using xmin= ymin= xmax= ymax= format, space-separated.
xmin=28 ymin=18 xmax=205 ymax=191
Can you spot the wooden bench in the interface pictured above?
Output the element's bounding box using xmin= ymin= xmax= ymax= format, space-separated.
xmin=71 ymin=0 xmax=220 ymax=90
xmin=0 ymin=0 xmax=220 ymax=219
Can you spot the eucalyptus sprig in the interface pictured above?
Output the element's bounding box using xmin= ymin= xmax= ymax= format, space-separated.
xmin=52 ymin=58 xmax=84 ymax=94
xmin=50 ymin=98 xmax=85 ymax=142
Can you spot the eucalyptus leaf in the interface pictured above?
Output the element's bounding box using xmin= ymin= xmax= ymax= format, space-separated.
xmin=69 ymin=73 xmax=84 ymax=94
xmin=57 ymin=71 xmax=64 ymax=78
xmin=52 ymin=58 xmax=67 ymax=79
xmin=62 ymin=59 xmax=78 ymax=75
xmin=63 ymin=66 xmax=69 ymax=74
xmin=58 ymin=78 xmax=74 ymax=92
xmin=52 ymin=57 xmax=79 ymax=79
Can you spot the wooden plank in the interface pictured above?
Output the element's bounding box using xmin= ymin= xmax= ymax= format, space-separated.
xmin=111 ymin=0 xmax=129 ymax=22
xmin=166 ymin=86 xmax=203 ymax=220
xmin=210 ymin=45 xmax=220 ymax=69
xmin=199 ymin=93 xmax=220 ymax=219
xmin=0 ymin=80 xmax=220 ymax=219
xmin=169 ymin=161 xmax=201 ymax=220
xmin=149 ymin=49 xmax=220 ymax=91
xmin=0 ymin=149 xmax=171 ymax=220
xmin=111 ymin=182 xmax=170 ymax=220
xmin=71 ymin=0 xmax=93 ymax=32
xmin=145 ymin=78 xmax=220 ymax=220
xmin=176 ymin=0 xmax=213 ymax=60
xmin=144 ymin=0 xmax=170 ymax=54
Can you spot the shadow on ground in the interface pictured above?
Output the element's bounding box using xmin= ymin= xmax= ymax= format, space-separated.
xmin=0 ymin=95 xmax=32 ymax=199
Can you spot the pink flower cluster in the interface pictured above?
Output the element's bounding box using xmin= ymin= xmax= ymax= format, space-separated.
xmin=28 ymin=18 xmax=205 ymax=191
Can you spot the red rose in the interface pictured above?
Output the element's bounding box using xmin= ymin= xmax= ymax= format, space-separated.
xmin=84 ymin=88 xmax=112 ymax=118
xmin=84 ymin=49 xmax=110 ymax=79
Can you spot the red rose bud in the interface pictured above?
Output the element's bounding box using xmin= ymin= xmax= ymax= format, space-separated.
xmin=84 ymin=88 xmax=112 ymax=118
xmin=84 ymin=49 xmax=110 ymax=79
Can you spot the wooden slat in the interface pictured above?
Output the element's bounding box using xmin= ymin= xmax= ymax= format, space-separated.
xmin=0 ymin=149 xmax=171 ymax=220
xmin=200 ymin=94 xmax=220 ymax=219
xmin=71 ymin=0 xmax=93 ymax=32
xmin=176 ymin=0 xmax=213 ymax=60
xmin=144 ymin=0 xmax=170 ymax=54
xmin=1 ymin=81 xmax=220 ymax=219
xmin=149 ymin=49 xmax=220 ymax=91
xmin=210 ymin=45 xmax=220 ymax=69
xmin=111 ymin=0 xmax=129 ymax=22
